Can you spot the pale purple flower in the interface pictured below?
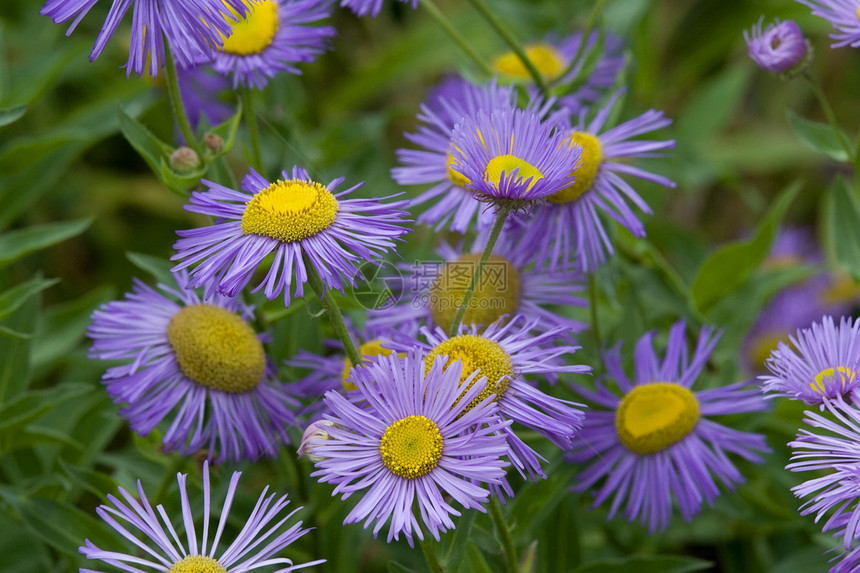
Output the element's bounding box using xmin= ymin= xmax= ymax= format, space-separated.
xmin=797 ymin=0 xmax=860 ymax=48
xmin=745 ymin=17 xmax=810 ymax=73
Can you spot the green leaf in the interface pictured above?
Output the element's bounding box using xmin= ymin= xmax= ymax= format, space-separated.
xmin=118 ymin=106 xmax=173 ymax=178
xmin=572 ymin=556 xmax=713 ymax=573
xmin=2 ymin=425 xmax=83 ymax=452
xmin=387 ymin=562 xmax=416 ymax=573
xmin=786 ymin=108 xmax=850 ymax=162
xmin=677 ymin=66 xmax=751 ymax=145
xmin=0 ymin=104 xmax=26 ymax=127
xmin=205 ymin=101 xmax=243 ymax=161
xmin=0 ymin=289 xmax=37 ymax=401
xmin=826 ymin=177 xmax=860 ymax=281
xmin=158 ymin=155 xmax=207 ymax=195
xmin=444 ymin=510 xmax=477 ymax=573
xmin=126 ymin=251 xmax=176 ymax=286
xmin=59 ymin=459 xmax=121 ymax=501
xmin=691 ymin=181 xmax=800 ymax=313
xmin=0 ymin=276 xmax=60 ymax=323
xmin=0 ymin=218 xmax=92 ymax=269
xmin=0 ymin=383 xmax=90 ymax=439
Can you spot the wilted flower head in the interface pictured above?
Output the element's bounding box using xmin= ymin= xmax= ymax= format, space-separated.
xmin=745 ymin=17 xmax=810 ymax=73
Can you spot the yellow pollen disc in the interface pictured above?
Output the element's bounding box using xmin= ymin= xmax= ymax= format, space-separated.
xmin=167 ymin=304 xmax=265 ymax=393
xmin=812 ymin=366 xmax=855 ymax=394
xmin=615 ymin=383 xmax=700 ymax=455
xmin=428 ymin=254 xmax=520 ymax=333
xmin=447 ymin=152 xmax=471 ymax=187
xmin=221 ymin=0 xmax=279 ymax=56
xmin=492 ymin=44 xmax=565 ymax=81
xmin=168 ymin=555 xmax=227 ymax=573
xmin=341 ymin=339 xmax=397 ymax=391
xmin=548 ymin=131 xmax=603 ymax=204
xmin=379 ymin=415 xmax=443 ymax=479
xmin=241 ymin=178 xmax=339 ymax=243
xmin=748 ymin=331 xmax=786 ymax=370
xmin=857 ymin=6 xmax=860 ymax=20
xmin=425 ymin=335 xmax=514 ymax=412
xmin=485 ymin=154 xmax=544 ymax=192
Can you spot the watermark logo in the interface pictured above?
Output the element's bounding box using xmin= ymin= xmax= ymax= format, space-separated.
xmin=353 ymin=261 xmax=404 ymax=310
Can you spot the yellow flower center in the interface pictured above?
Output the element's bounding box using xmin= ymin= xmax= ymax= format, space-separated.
xmin=167 ymin=304 xmax=265 ymax=393
xmin=548 ymin=131 xmax=603 ymax=204
xmin=425 ymin=335 xmax=514 ymax=412
xmin=168 ymin=555 xmax=227 ymax=573
xmin=484 ymin=154 xmax=544 ymax=193
xmin=379 ymin=415 xmax=443 ymax=479
xmin=820 ymin=273 xmax=860 ymax=306
xmin=615 ymin=383 xmax=700 ymax=455
xmin=340 ymin=339 xmax=397 ymax=391
xmin=241 ymin=178 xmax=339 ymax=242
xmin=221 ymin=0 xmax=279 ymax=56
xmin=492 ymin=44 xmax=565 ymax=81
xmin=428 ymin=254 xmax=520 ymax=333
xmin=447 ymin=152 xmax=471 ymax=187
xmin=748 ymin=331 xmax=786 ymax=370
xmin=812 ymin=367 xmax=855 ymax=394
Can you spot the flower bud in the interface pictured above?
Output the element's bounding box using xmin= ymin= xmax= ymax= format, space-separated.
xmin=744 ymin=18 xmax=812 ymax=76
xmin=297 ymin=419 xmax=336 ymax=463
xmin=204 ymin=133 xmax=223 ymax=155
xmin=169 ymin=146 xmax=201 ymax=174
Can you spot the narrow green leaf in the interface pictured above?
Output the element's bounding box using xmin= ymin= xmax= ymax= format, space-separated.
xmin=206 ymin=101 xmax=243 ymax=161
xmin=0 ymin=104 xmax=26 ymax=127
xmin=0 ymin=276 xmax=59 ymax=323
xmin=2 ymin=426 xmax=84 ymax=452
xmin=0 ymin=383 xmax=90 ymax=438
xmin=59 ymin=459 xmax=121 ymax=501
xmin=126 ymin=251 xmax=176 ymax=286
xmin=444 ymin=510 xmax=477 ymax=573
xmin=0 ymin=291 xmax=37 ymax=401
xmin=0 ymin=218 xmax=92 ymax=269
xmin=118 ymin=106 xmax=173 ymax=178
xmin=826 ymin=177 xmax=860 ymax=281
xmin=387 ymin=562 xmax=416 ymax=573
xmin=786 ymin=108 xmax=850 ymax=162
xmin=691 ymin=181 xmax=800 ymax=313
xmin=677 ymin=66 xmax=751 ymax=144
xmin=572 ymin=556 xmax=713 ymax=573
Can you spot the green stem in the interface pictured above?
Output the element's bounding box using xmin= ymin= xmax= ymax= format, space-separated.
xmin=465 ymin=0 xmax=548 ymax=94
xmin=421 ymin=0 xmax=494 ymax=77
xmin=304 ymin=257 xmax=363 ymax=366
xmin=241 ymin=87 xmax=264 ymax=172
xmin=152 ymin=455 xmax=186 ymax=502
xmin=419 ymin=536 xmax=444 ymax=573
xmin=552 ymin=0 xmax=607 ymax=88
xmin=164 ymin=42 xmax=200 ymax=154
xmin=803 ymin=72 xmax=855 ymax=163
xmin=448 ymin=206 xmax=511 ymax=337
xmin=588 ymin=273 xmax=600 ymax=347
xmin=488 ymin=497 xmax=518 ymax=573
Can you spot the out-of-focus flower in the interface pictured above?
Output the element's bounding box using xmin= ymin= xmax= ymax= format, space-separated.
xmin=341 ymin=0 xmax=418 ymax=18
xmin=745 ymin=17 xmax=811 ymax=74
xmin=796 ymin=0 xmax=860 ymax=49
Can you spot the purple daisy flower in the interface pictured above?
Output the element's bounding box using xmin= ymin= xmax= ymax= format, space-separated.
xmin=40 ymin=0 xmax=248 ymax=77
xmin=366 ymin=228 xmax=587 ymax=336
xmin=80 ymin=460 xmax=323 ymax=572
xmin=172 ymin=166 xmax=411 ymax=305
xmin=449 ymin=105 xmax=582 ymax=204
xmin=340 ymin=0 xmax=418 ymax=18
xmin=517 ymin=90 xmax=675 ymax=272
xmin=491 ymin=30 xmax=625 ymax=114
xmin=310 ymin=351 xmax=511 ymax=545
xmin=87 ymin=270 xmax=299 ymax=463
xmin=760 ymin=315 xmax=860 ymax=405
xmin=796 ymin=0 xmax=860 ymax=48
xmin=388 ymin=316 xmax=589 ymax=484
xmin=211 ymin=0 xmax=336 ymax=90
xmin=745 ymin=17 xmax=810 ymax=73
xmin=394 ymin=77 xmax=519 ymax=233
xmin=568 ymin=321 xmax=770 ymax=533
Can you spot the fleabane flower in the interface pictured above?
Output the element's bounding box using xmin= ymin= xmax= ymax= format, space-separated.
xmin=389 ymin=316 xmax=590 ymax=484
xmin=568 ymin=321 xmax=770 ymax=533
xmin=87 ymin=270 xmax=299 ymax=463
xmin=212 ymin=0 xmax=336 ymax=90
xmin=745 ymin=17 xmax=811 ymax=74
xmin=760 ymin=315 xmax=860 ymax=405
xmin=310 ymin=351 xmax=511 ymax=545
xmin=449 ymin=105 xmax=582 ymax=204
xmin=172 ymin=166 xmax=411 ymax=305
xmin=40 ymin=0 xmax=248 ymax=77
xmin=518 ymin=91 xmax=675 ymax=272
xmin=394 ymin=77 xmax=518 ymax=233
xmin=796 ymin=0 xmax=860 ymax=48
xmin=367 ymin=228 xmax=587 ymax=336
xmin=491 ymin=30 xmax=625 ymax=114
xmin=80 ymin=461 xmax=323 ymax=573
xmin=340 ymin=0 xmax=418 ymax=18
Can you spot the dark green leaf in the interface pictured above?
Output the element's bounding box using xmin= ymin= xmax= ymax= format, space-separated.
xmin=826 ymin=177 xmax=860 ymax=281
xmin=206 ymin=101 xmax=243 ymax=161
xmin=0 ymin=290 xmax=37 ymax=401
xmin=572 ymin=555 xmax=713 ymax=573
xmin=2 ymin=426 xmax=84 ymax=452
xmin=118 ymin=106 xmax=173 ymax=178
xmin=387 ymin=562 xmax=416 ymax=573
xmin=59 ymin=459 xmax=121 ymax=501
xmin=0 ymin=218 xmax=92 ymax=269
xmin=444 ymin=510 xmax=477 ymax=573
xmin=0 ymin=276 xmax=59 ymax=323
xmin=126 ymin=251 xmax=176 ymax=286
xmin=677 ymin=66 xmax=751 ymax=145
xmin=0 ymin=383 xmax=90 ymax=439
xmin=786 ymin=108 xmax=850 ymax=162
xmin=0 ymin=104 xmax=26 ymax=127
xmin=691 ymin=181 xmax=800 ymax=313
